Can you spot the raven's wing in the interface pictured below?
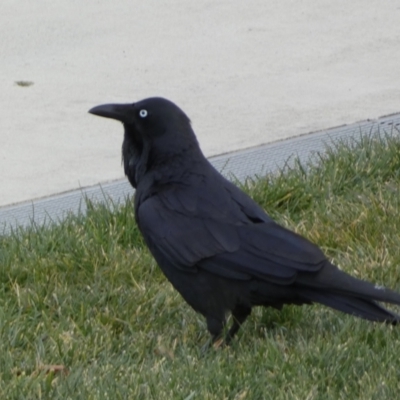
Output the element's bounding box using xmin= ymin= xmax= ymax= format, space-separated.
xmin=137 ymin=178 xmax=326 ymax=284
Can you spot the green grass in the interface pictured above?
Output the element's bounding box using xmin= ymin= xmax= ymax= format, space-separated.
xmin=1 ymin=133 xmax=400 ymax=399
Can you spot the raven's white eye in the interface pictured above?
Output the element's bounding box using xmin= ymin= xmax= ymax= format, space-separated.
xmin=139 ymin=109 xmax=148 ymax=118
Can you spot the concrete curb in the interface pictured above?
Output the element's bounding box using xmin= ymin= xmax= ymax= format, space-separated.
xmin=1 ymin=114 xmax=400 ymax=234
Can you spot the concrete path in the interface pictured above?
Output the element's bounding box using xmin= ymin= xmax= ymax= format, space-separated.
xmin=1 ymin=0 xmax=400 ymax=207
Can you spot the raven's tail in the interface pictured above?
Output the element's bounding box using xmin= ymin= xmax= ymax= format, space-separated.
xmin=296 ymin=263 xmax=400 ymax=324
xmin=300 ymin=289 xmax=400 ymax=323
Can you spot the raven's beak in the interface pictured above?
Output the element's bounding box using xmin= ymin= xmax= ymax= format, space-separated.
xmin=88 ymin=103 xmax=134 ymax=123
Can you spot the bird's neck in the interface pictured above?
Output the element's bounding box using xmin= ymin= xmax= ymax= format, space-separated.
xmin=148 ymin=142 xmax=206 ymax=183
xmin=124 ymin=138 xmax=206 ymax=191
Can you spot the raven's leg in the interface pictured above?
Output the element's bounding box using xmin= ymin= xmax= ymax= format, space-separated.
xmin=201 ymin=316 xmax=226 ymax=353
xmin=224 ymin=305 xmax=251 ymax=345
xmin=207 ymin=316 xmax=225 ymax=343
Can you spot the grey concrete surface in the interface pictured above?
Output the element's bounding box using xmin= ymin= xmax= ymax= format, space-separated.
xmin=1 ymin=0 xmax=400 ymax=207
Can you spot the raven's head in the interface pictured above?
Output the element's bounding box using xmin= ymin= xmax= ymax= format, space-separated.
xmin=89 ymin=97 xmax=201 ymax=188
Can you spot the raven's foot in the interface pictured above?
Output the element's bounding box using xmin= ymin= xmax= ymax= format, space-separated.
xmin=213 ymin=337 xmax=225 ymax=349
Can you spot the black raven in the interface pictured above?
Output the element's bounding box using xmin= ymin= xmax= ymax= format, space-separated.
xmin=89 ymin=97 xmax=400 ymax=346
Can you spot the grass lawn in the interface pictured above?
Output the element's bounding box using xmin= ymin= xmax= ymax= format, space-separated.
xmin=1 ymin=133 xmax=400 ymax=399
